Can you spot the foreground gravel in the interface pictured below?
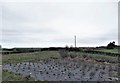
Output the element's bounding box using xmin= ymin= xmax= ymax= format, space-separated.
xmin=3 ymin=57 xmax=118 ymax=81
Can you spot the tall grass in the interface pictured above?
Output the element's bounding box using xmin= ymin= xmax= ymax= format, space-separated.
xmin=68 ymin=52 xmax=118 ymax=63
xmin=2 ymin=69 xmax=34 ymax=81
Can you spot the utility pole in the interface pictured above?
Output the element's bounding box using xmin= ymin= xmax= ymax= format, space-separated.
xmin=74 ymin=35 xmax=76 ymax=48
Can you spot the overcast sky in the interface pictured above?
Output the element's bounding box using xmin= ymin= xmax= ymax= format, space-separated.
xmin=0 ymin=0 xmax=119 ymax=48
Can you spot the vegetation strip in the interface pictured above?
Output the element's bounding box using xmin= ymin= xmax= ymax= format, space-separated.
xmin=2 ymin=69 xmax=34 ymax=81
xmin=2 ymin=51 xmax=60 ymax=64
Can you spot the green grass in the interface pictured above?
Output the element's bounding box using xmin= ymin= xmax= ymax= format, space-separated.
xmin=2 ymin=69 xmax=34 ymax=81
xmin=0 ymin=54 xmax=2 ymax=65
xmin=2 ymin=50 xmax=118 ymax=81
xmin=0 ymin=54 xmax=1 ymax=82
xmin=95 ymin=49 xmax=120 ymax=54
xmin=2 ymin=51 xmax=60 ymax=81
xmin=0 ymin=66 xmax=2 ymax=82
xmin=87 ymin=53 xmax=118 ymax=63
xmin=1 ymin=81 xmax=77 ymax=83
xmin=68 ymin=52 xmax=118 ymax=63
xmin=2 ymin=51 xmax=60 ymax=64
xmin=1 ymin=51 xmax=13 ymax=52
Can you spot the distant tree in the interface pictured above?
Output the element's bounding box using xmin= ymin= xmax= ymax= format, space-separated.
xmin=69 ymin=45 xmax=73 ymax=51
xmin=65 ymin=45 xmax=69 ymax=50
xmin=65 ymin=45 xmax=68 ymax=48
xmin=13 ymin=49 xmax=17 ymax=52
xmin=112 ymin=41 xmax=115 ymax=45
xmin=70 ymin=45 xmax=73 ymax=48
xmin=107 ymin=41 xmax=115 ymax=49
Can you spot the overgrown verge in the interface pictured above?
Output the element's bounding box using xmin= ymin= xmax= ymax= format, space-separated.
xmin=2 ymin=69 xmax=34 ymax=81
xmin=70 ymin=52 xmax=119 ymax=63
xmin=59 ymin=50 xmax=118 ymax=63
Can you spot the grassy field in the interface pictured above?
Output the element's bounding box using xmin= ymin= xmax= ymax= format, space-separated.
xmin=2 ymin=51 xmax=60 ymax=81
xmin=0 ymin=66 xmax=2 ymax=82
xmin=95 ymin=49 xmax=120 ymax=54
xmin=2 ymin=51 xmax=60 ymax=64
xmin=2 ymin=50 xmax=119 ymax=81
xmin=0 ymin=54 xmax=2 ymax=82
xmin=2 ymin=81 xmax=76 ymax=83
xmin=2 ymin=50 xmax=118 ymax=64
xmin=0 ymin=54 xmax=2 ymax=65
xmin=2 ymin=69 xmax=34 ymax=81
xmin=68 ymin=52 xmax=118 ymax=63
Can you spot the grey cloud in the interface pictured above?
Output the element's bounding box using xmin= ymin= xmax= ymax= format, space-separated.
xmin=52 ymin=37 xmax=74 ymax=43
xmin=2 ymin=26 xmax=59 ymax=39
xmin=1 ymin=2 xmax=118 ymax=48
xmin=2 ymin=6 xmax=26 ymax=22
xmin=77 ymin=34 xmax=117 ymax=45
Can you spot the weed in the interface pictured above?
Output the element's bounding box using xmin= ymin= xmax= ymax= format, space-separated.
xmin=59 ymin=50 xmax=68 ymax=58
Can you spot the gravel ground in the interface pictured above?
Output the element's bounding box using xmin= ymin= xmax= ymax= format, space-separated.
xmin=3 ymin=57 xmax=119 ymax=81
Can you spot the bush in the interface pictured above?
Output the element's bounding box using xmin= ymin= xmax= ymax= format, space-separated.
xmin=70 ymin=54 xmax=77 ymax=58
xmin=107 ymin=41 xmax=115 ymax=49
xmin=69 ymin=52 xmax=77 ymax=58
xmin=82 ymin=55 xmax=87 ymax=58
xmin=59 ymin=49 xmax=68 ymax=58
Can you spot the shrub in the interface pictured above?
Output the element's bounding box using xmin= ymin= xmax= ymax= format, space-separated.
xmin=107 ymin=41 xmax=115 ymax=49
xmin=69 ymin=52 xmax=77 ymax=58
xmin=82 ymin=55 xmax=87 ymax=58
xmin=59 ymin=49 xmax=68 ymax=58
